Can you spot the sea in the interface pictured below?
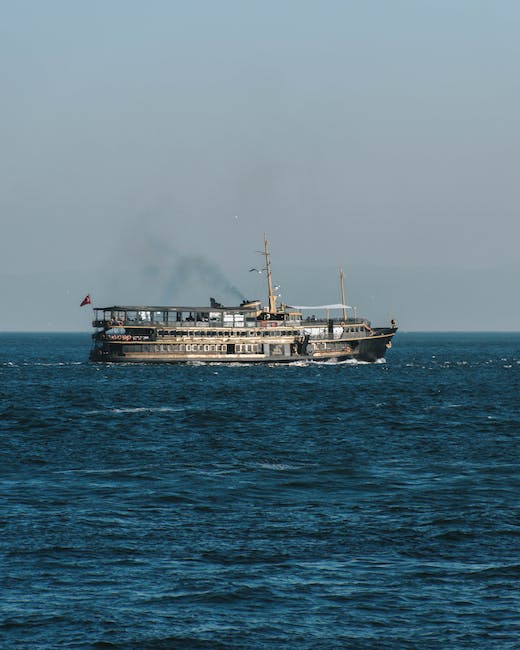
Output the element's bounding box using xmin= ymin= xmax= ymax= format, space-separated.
xmin=1 ymin=332 xmax=519 ymax=649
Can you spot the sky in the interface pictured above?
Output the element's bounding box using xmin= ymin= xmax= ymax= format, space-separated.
xmin=1 ymin=0 xmax=519 ymax=331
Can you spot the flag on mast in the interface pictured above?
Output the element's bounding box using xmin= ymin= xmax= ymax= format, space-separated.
xmin=80 ymin=294 xmax=91 ymax=307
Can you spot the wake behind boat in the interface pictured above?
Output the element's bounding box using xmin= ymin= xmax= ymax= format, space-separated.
xmin=89 ymin=237 xmax=397 ymax=363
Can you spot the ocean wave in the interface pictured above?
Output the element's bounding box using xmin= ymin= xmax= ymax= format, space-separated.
xmin=84 ymin=406 xmax=184 ymax=415
xmin=15 ymin=361 xmax=83 ymax=367
xmin=257 ymin=461 xmax=297 ymax=471
xmin=310 ymin=357 xmax=386 ymax=365
xmin=54 ymin=465 xmax=159 ymax=476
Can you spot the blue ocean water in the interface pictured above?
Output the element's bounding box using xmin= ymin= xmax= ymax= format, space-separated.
xmin=1 ymin=332 xmax=519 ymax=649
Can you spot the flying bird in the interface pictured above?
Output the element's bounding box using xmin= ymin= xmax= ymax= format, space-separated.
xmin=249 ymin=268 xmax=265 ymax=274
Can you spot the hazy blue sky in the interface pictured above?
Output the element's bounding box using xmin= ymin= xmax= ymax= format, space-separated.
xmin=1 ymin=1 xmax=519 ymax=330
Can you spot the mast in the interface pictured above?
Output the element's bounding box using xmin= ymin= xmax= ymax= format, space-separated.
xmin=340 ymin=268 xmax=347 ymax=322
xmin=263 ymin=234 xmax=277 ymax=314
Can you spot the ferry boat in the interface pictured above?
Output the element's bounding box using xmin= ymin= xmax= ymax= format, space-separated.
xmin=89 ymin=238 xmax=397 ymax=363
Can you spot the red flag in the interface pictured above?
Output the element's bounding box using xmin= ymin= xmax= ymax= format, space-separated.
xmin=80 ymin=294 xmax=91 ymax=307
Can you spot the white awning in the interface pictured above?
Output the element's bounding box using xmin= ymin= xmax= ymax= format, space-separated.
xmin=288 ymin=304 xmax=351 ymax=310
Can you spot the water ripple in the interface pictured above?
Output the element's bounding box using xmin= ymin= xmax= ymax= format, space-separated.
xmin=1 ymin=332 xmax=519 ymax=648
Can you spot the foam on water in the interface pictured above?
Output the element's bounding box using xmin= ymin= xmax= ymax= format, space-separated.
xmin=84 ymin=406 xmax=185 ymax=415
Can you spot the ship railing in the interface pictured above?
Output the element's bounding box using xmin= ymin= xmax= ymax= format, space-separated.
xmin=93 ymin=316 xmax=371 ymax=330
xmin=98 ymin=318 xmax=259 ymax=329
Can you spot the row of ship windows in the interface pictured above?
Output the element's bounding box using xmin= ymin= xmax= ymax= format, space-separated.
xmin=156 ymin=329 xmax=299 ymax=338
xmin=122 ymin=344 xmax=263 ymax=353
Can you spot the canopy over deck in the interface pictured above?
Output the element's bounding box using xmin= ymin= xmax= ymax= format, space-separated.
xmin=287 ymin=304 xmax=351 ymax=310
